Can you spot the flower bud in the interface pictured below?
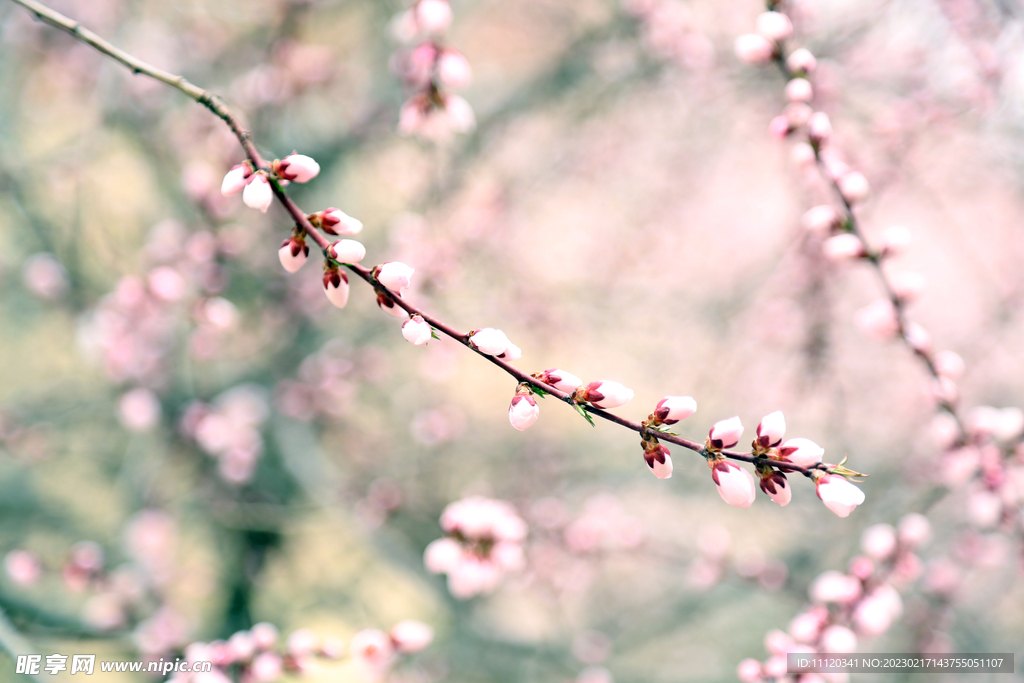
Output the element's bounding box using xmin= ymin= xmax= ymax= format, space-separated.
xmin=278 ymin=236 xmax=309 ymax=273
xmin=415 ymin=0 xmax=453 ymax=34
xmin=643 ymin=443 xmax=673 ymax=479
xmin=737 ymin=659 xmax=762 ymax=683
xmin=802 ymin=205 xmax=841 ymax=233
xmin=904 ymin=321 xmax=932 ymax=353
xmin=509 ymin=393 xmax=540 ymax=431
xmin=756 ymin=410 xmax=786 ymax=448
xmin=855 ymin=299 xmax=899 ymax=340
xmin=734 ymin=34 xmax=775 ymax=64
xmin=814 ymin=472 xmax=866 ymax=517
xmin=769 ymin=115 xmax=793 ymax=139
xmin=880 ymin=225 xmax=912 ymax=255
xmin=377 ymin=292 xmax=410 ymax=318
xmin=655 ymin=396 xmax=697 ymax=425
xmin=838 ymin=171 xmax=870 ymax=204
xmin=776 ymin=437 xmax=824 ymax=468
xmin=469 ymin=327 xmax=511 ymax=355
xmin=318 ymin=208 xmax=364 ymax=235
xmin=498 ymin=343 xmax=522 ymax=361
xmin=822 ymin=233 xmax=865 ymax=261
xmin=537 ymin=368 xmax=583 ymax=394
xmin=785 ymin=78 xmax=813 ymax=102
xmin=576 ymin=381 xmax=634 ymax=409
xmin=389 ymin=620 xmax=434 ymax=654
xmin=759 ymin=469 xmax=791 ymax=506
xmin=221 ymin=163 xmax=252 ymax=195
xmin=402 ymin=315 xmax=432 ymax=345
xmin=756 ymin=11 xmax=793 ymax=42
xmin=898 ymin=513 xmax=931 ymax=548
xmin=861 ymin=523 xmax=897 ymax=560
xmin=821 ymin=625 xmax=857 ymax=653
xmin=322 ymin=267 xmax=350 ymax=309
xmin=807 ymin=111 xmax=832 ymax=145
xmin=710 ymin=460 xmax=756 ymax=508
xmin=275 ymin=154 xmax=320 ymax=183
xmin=786 ymin=48 xmax=817 ymax=74
xmin=437 ymin=48 xmax=472 ymax=90
xmin=243 ymin=173 xmax=274 ymax=213
xmin=709 ymin=416 xmax=743 ymax=449
xmin=889 ymin=271 xmax=926 ymax=302
xmin=328 ymin=239 xmax=366 ymax=264
xmin=934 ymin=350 xmax=964 ymax=379
xmin=377 ymin=261 xmax=415 ymax=292
xmin=809 ymin=570 xmax=862 ymax=604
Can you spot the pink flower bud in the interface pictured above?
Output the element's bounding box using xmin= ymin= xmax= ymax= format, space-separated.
xmin=278 ymin=236 xmax=309 ymax=273
xmin=23 ymin=253 xmax=68 ymax=300
xmin=934 ymin=350 xmax=965 ymax=379
xmin=251 ymin=623 xmax=279 ymax=651
xmin=890 ymin=271 xmax=926 ymax=302
xmin=5 ymin=550 xmax=42 ymax=586
xmin=322 ymin=268 xmax=350 ymax=309
xmin=769 ymin=115 xmax=793 ymax=139
xmin=809 ymin=570 xmax=862 ymax=604
xmin=469 ymin=327 xmax=511 ymax=355
xmin=814 ymin=473 xmax=866 ymax=517
xmin=350 ymin=628 xmax=395 ymax=673
xmin=880 ymin=225 xmax=912 ymax=255
xmin=777 ymin=437 xmax=824 ymax=468
xmin=785 ymin=78 xmax=813 ymax=102
xmin=802 ymin=205 xmax=841 ymax=232
xmin=328 ymin=239 xmax=366 ymax=264
xmin=786 ymin=48 xmax=817 ymax=74
xmin=389 ymin=620 xmax=434 ymax=654
xmin=897 ymin=513 xmax=931 ymax=548
xmin=437 ymin=49 xmax=472 ymax=90
xmin=402 ymin=316 xmax=432 ymax=346
xmin=904 ymin=321 xmax=932 ymax=353
xmin=711 ymin=460 xmax=756 ymax=508
xmin=788 ymin=606 xmax=827 ymax=643
xmin=756 ymin=411 xmax=786 ymax=448
xmin=509 ymin=394 xmax=540 ymax=431
xmin=709 ymin=416 xmax=743 ymax=449
xmin=855 ymin=299 xmax=899 ymax=340
xmin=377 ymin=292 xmax=410 ymax=319
xmin=861 ymin=523 xmax=897 ymax=560
xmin=734 ymin=34 xmax=775 ymax=64
xmin=737 ymin=658 xmax=762 ymax=683
xmin=538 ymin=368 xmax=584 ymax=393
xmin=286 ymin=629 xmax=319 ymax=658
xmin=415 ymin=0 xmax=453 ymax=34
xmin=444 ymin=94 xmax=477 ymax=133
xmin=822 ymin=233 xmax=865 ymax=261
xmin=497 ymin=342 xmax=522 ymax=361
xmin=838 ymin=171 xmax=870 ymax=204
xmin=577 ymin=381 xmax=634 ymax=409
xmin=118 ymin=388 xmax=162 ymax=432
xmin=276 ymin=154 xmax=320 ymax=183
xmin=320 ymin=208 xmax=363 ymax=235
xmin=228 ymin=630 xmax=256 ymax=661
xmin=643 ymin=443 xmax=673 ymax=479
xmin=759 ymin=469 xmax=791 ymax=506
xmin=250 ymin=652 xmax=283 ymax=683
xmin=377 ymin=261 xmax=415 ymax=292
xmin=756 ymin=11 xmax=793 ymax=42
xmin=852 ymin=584 xmax=902 ymax=636
xmin=821 ymin=625 xmax=857 ymax=653
xmin=791 ymin=141 xmax=816 ymax=167
xmin=655 ymin=396 xmax=697 ymax=424
xmin=243 ymin=174 xmax=274 ymax=213
xmin=220 ymin=163 xmax=251 ymax=195
xmin=807 ymin=111 xmax=832 ymax=145
xmin=424 ymin=537 xmax=462 ymax=573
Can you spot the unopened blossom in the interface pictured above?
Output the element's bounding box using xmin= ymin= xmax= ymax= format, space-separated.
xmin=275 ymin=153 xmax=320 ymax=183
xmin=377 ymin=292 xmax=409 ymax=319
xmin=903 ymin=321 xmax=932 ymax=353
xmin=737 ymin=658 xmax=762 ymax=683
xmin=509 ymin=393 xmax=540 ymax=431
xmin=821 ymin=625 xmax=857 ymax=653
xmin=759 ymin=468 xmax=791 ymax=506
xmin=734 ymin=34 xmax=774 ymax=64
xmin=643 ymin=441 xmax=673 ymax=479
xmin=402 ymin=316 xmax=432 ymax=346
xmin=250 ymin=652 xmax=283 ymax=682
xmin=436 ymin=48 xmax=472 ymax=90
xmin=414 ymin=0 xmax=453 ymax=34
xmin=775 ymin=438 xmax=823 ymax=468
xmin=823 ymin=233 xmax=865 ymax=261
xmin=377 ymin=261 xmax=415 ymax=292
xmin=969 ymin=405 xmax=1024 ymax=442
xmin=537 ymin=368 xmax=583 ymax=393
xmin=5 ymin=550 xmax=42 ymax=586
xmin=328 ymin=239 xmax=366 ymax=264
xmin=22 ymin=253 xmax=69 ymax=300
xmin=788 ymin=606 xmax=827 ymax=643
xmin=838 ymin=171 xmax=870 ymax=204
xmin=242 ymin=173 xmax=274 ymax=213
xmin=756 ymin=11 xmax=793 ymax=41
xmin=251 ymin=623 xmax=279 ymax=651
xmin=118 ymin=388 xmax=162 ymax=432
xmin=708 ymin=416 xmax=743 ymax=449
xmin=389 ymin=620 xmax=434 ymax=654
xmin=278 ymin=236 xmax=309 ymax=273
xmin=785 ymin=78 xmax=813 ymax=102
xmin=809 ymin=570 xmax=862 ymax=604
xmin=784 ymin=102 xmax=813 ymax=127
xmin=802 ymin=205 xmax=841 ymax=232
xmin=786 ymin=48 xmax=817 ymax=74
xmin=756 ymin=411 xmax=786 ymax=448
xmin=576 ymin=381 xmax=634 ymax=409
xmin=852 ymin=584 xmax=902 ymax=636
xmin=399 ymin=92 xmax=476 ymax=138
xmin=855 ymin=299 xmax=899 ymax=340
xmin=807 ymin=111 xmax=832 ymax=145
xmin=228 ymin=630 xmax=256 ymax=661
xmin=897 ymin=513 xmax=931 ymax=548
xmin=220 ymin=163 xmax=251 ymax=195
xmin=814 ymin=473 xmax=866 ymax=517
xmin=880 ymin=225 xmax=912 ymax=255
xmin=423 ymin=537 xmax=462 ymax=573
xmin=889 ymin=271 xmax=927 ymax=302
xmin=497 ymin=342 xmax=522 ymax=361
xmin=710 ymin=460 xmax=756 ymax=508
xmin=933 ymin=350 xmax=965 ymax=379
xmin=655 ymin=395 xmax=697 ymax=425
xmin=769 ymin=115 xmax=792 ymax=139
xmin=861 ymin=523 xmax=898 ymax=560
xmin=318 ymin=208 xmax=363 ymax=235
xmin=322 ymin=267 xmax=350 ymax=309
xmin=469 ymin=327 xmax=511 ymax=355
xmin=350 ymin=628 xmax=395 ymax=677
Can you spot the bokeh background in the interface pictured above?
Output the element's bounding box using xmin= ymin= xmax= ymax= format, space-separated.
xmin=1 ymin=0 xmax=1023 ymax=681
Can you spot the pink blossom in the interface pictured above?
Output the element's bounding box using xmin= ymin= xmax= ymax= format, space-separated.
xmin=242 ymin=173 xmax=273 ymax=213
xmin=785 ymin=78 xmax=813 ymax=102
xmin=377 ymin=293 xmax=410 ymax=319
xmin=852 ymin=584 xmax=902 ymax=636
xmin=855 ymin=300 xmax=899 ymax=340
xmin=880 ymin=225 xmax=912 ymax=255
xmin=822 ymin=233 xmax=865 ymax=261
xmin=709 ymin=416 xmax=743 ymax=449
xmin=769 ymin=115 xmax=792 ymax=139
xmin=118 ymin=388 xmax=162 ymax=432
xmin=424 ymin=537 xmax=462 ymax=573
xmin=903 ymin=322 xmax=932 ymax=354
xmin=286 ymin=629 xmax=319 ymax=658
xmin=756 ymin=410 xmax=786 ymax=448
xmin=802 ymin=205 xmax=841 ymax=232
xmin=328 ymin=239 xmax=366 ymax=264
xmin=791 ymin=141 xmax=816 ymax=167
xmin=377 ymin=261 xmax=415 ymax=292
xmin=933 ymin=350 xmax=965 ymax=379
xmin=808 ymin=111 xmax=832 ymax=145
xmin=322 ymin=269 xmax=350 ymax=309
xmin=389 ymin=620 xmax=434 ymax=654
xmin=755 ymin=11 xmax=793 ymax=42
xmin=889 ymin=271 xmax=927 ymax=302
xmin=860 ymin=523 xmax=897 ymax=559
xmin=220 ymin=164 xmax=251 ymax=195
xmin=278 ymin=236 xmax=309 ymax=273
xmin=710 ymin=460 xmax=756 ymax=508
xmin=414 ymin=0 xmax=452 ymax=34
xmin=319 ymin=208 xmax=363 ymax=235
xmin=759 ymin=470 xmax=790 ymax=506
xmin=148 ymin=266 xmax=186 ymax=302
xmin=538 ymin=368 xmax=583 ymax=393
xmin=437 ymin=49 xmax=472 ymax=90
xmin=898 ymin=513 xmax=931 ymax=548
xmin=838 ymin=171 xmax=870 ymax=204
xmin=5 ymin=550 xmax=41 ymax=586
xmin=469 ymin=327 xmax=511 ymax=355
xmin=350 ymin=628 xmax=395 ymax=677
xmin=737 ymin=658 xmax=762 ymax=683
xmin=250 ymin=652 xmax=282 ymax=682
xmin=509 ymin=393 xmax=540 ymax=431
xmin=786 ymin=48 xmax=817 ymax=74
xmin=643 ymin=443 xmax=673 ymax=479
xmin=402 ymin=316 xmax=432 ymax=346
xmin=734 ymin=34 xmax=774 ymax=64
xmin=809 ymin=570 xmax=862 ymax=604
xmin=276 ymin=154 xmax=320 ymax=183
xmin=788 ymin=607 xmax=826 ymax=643
xmin=821 ymin=625 xmax=857 ymax=653
xmin=577 ymin=381 xmax=634 ymax=409
xmin=22 ymin=253 xmax=69 ymax=300
xmin=228 ymin=630 xmax=256 ymax=661
xmin=785 ymin=102 xmax=813 ymax=127
xmin=497 ymin=342 xmax=522 ymax=361
xmin=815 ymin=473 xmax=866 ymax=517
xmin=655 ymin=395 xmax=697 ymax=424
xmin=251 ymin=623 xmax=279 ymax=651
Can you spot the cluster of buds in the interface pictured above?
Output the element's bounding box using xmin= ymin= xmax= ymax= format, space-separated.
xmin=390 ymin=0 xmax=475 ymax=139
xmin=424 ymin=496 xmax=527 ymax=598
xmin=221 ymin=154 xmax=320 ymax=214
xmin=638 ymin=396 xmax=698 ymax=480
